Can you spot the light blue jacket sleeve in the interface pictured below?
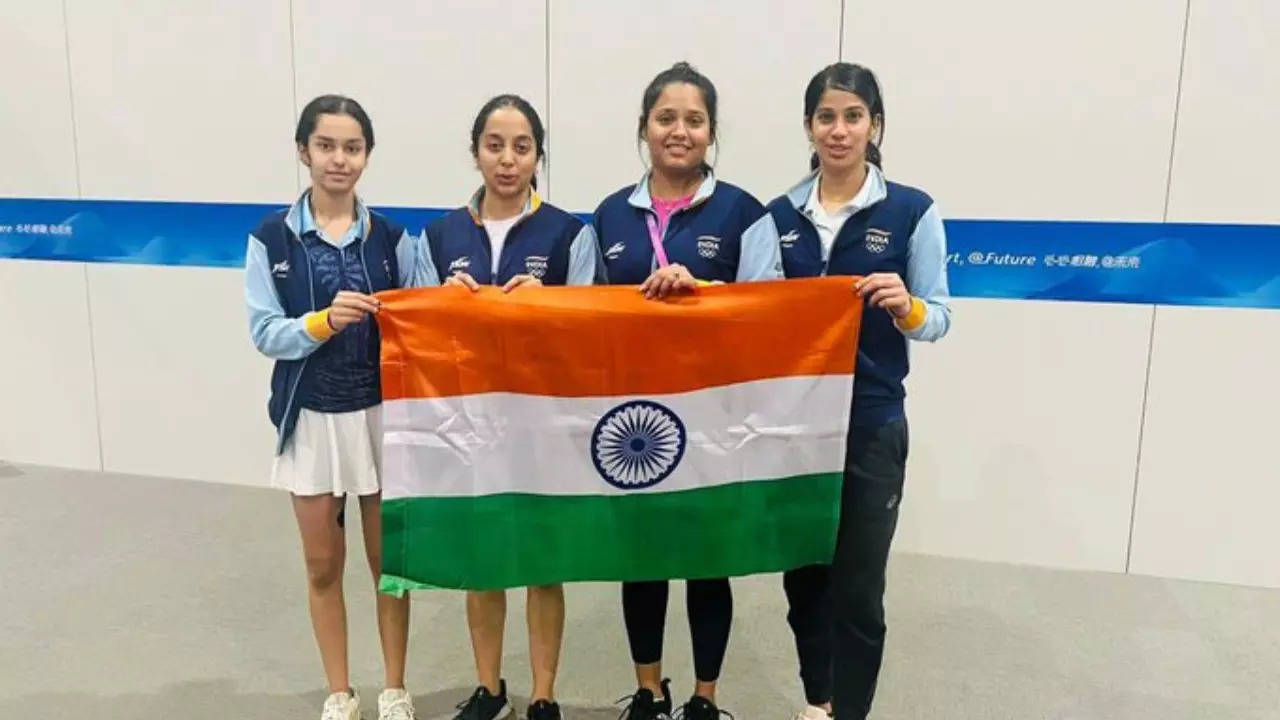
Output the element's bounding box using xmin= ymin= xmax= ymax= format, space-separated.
xmin=395 ymin=229 xmax=441 ymax=288
xmin=567 ymin=224 xmax=604 ymax=286
xmin=736 ymin=213 xmax=785 ymax=282
xmin=245 ymin=234 xmax=325 ymax=360
xmin=901 ymin=203 xmax=952 ymax=342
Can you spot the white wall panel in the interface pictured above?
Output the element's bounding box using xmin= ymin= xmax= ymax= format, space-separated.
xmin=897 ymin=299 xmax=1153 ymax=572
xmin=293 ymin=0 xmax=546 ymax=209
xmin=0 ymin=1 xmax=80 ymax=198
xmin=843 ymin=0 xmax=1187 ymax=221
xmin=88 ymin=264 xmax=274 ymax=487
xmin=65 ymin=0 xmax=296 ymax=203
xmin=1129 ymin=306 xmax=1280 ymax=588
xmin=0 ymin=260 xmax=100 ymax=470
xmin=1166 ymin=0 xmax=1280 ymax=224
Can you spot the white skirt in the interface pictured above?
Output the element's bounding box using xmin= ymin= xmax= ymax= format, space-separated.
xmin=271 ymin=406 xmax=383 ymax=497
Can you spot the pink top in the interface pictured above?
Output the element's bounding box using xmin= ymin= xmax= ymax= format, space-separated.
xmin=651 ymin=194 xmax=694 ymax=238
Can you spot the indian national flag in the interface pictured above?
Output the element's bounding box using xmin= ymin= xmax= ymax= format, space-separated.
xmin=376 ymin=277 xmax=862 ymax=593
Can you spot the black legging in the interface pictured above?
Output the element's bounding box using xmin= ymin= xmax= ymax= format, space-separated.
xmin=784 ymin=418 xmax=909 ymax=718
xmin=622 ymin=578 xmax=733 ymax=682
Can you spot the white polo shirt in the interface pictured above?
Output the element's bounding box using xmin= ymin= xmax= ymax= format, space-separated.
xmin=802 ymin=170 xmax=877 ymax=262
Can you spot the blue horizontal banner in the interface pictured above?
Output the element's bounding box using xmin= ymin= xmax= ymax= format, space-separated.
xmin=943 ymin=219 xmax=1280 ymax=308
xmin=1 ymin=197 xmax=1278 ymax=309
xmin=0 ymin=198 xmax=445 ymax=268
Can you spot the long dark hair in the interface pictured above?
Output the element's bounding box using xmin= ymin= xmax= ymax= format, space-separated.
xmin=804 ymin=63 xmax=884 ymax=170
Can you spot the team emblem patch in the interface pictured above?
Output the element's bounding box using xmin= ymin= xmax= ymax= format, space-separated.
xmin=696 ymin=235 xmax=721 ymax=259
xmin=448 ymin=256 xmax=471 ymax=273
xmin=524 ymin=255 xmax=549 ymax=278
xmin=865 ymin=229 xmax=891 ymax=254
xmin=779 ymin=230 xmax=799 ymax=248
xmin=606 ymin=242 xmax=626 ymax=260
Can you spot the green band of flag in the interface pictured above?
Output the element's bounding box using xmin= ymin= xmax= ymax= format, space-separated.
xmin=380 ymin=472 xmax=842 ymax=592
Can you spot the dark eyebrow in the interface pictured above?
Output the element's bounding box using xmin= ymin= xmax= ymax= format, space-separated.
xmin=817 ymin=105 xmax=865 ymax=114
xmin=486 ymin=133 xmax=534 ymax=143
xmin=314 ymin=135 xmax=363 ymax=145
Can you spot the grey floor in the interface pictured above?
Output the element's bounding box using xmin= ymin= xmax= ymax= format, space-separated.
xmin=2 ymin=463 xmax=1278 ymax=720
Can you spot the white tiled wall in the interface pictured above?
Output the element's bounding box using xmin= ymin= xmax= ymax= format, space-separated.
xmin=292 ymin=0 xmax=547 ymax=209
xmin=1165 ymin=0 xmax=1280 ymax=224
xmin=1129 ymin=306 xmax=1280 ymax=588
xmin=3 ymin=0 xmax=1279 ymax=586
xmin=899 ymin=299 xmax=1153 ymax=573
xmin=0 ymin=1 xmax=80 ymax=198
xmin=63 ymin=0 xmax=296 ymax=203
xmin=842 ymin=0 xmax=1188 ymax=221
xmin=0 ymin=260 xmax=100 ymax=470
xmin=87 ymin=264 xmax=275 ymax=486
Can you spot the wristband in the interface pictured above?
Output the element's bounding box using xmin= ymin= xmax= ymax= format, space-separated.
xmin=894 ymin=297 xmax=927 ymax=331
xmin=304 ymin=309 xmax=338 ymax=341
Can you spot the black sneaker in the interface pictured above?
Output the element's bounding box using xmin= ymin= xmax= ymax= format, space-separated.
xmin=454 ymin=681 xmax=514 ymax=720
xmin=526 ymin=699 xmax=562 ymax=720
xmin=616 ymin=679 xmax=673 ymax=720
xmin=674 ymin=695 xmax=732 ymax=720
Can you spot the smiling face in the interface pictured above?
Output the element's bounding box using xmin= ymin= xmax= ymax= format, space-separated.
xmin=298 ymin=113 xmax=368 ymax=194
xmin=642 ymin=82 xmax=713 ymax=176
xmin=807 ymin=87 xmax=880 ymax=175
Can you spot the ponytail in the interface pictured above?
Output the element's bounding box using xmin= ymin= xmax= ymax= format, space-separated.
xmin=866 ymin=141 xmax=883 ymax=168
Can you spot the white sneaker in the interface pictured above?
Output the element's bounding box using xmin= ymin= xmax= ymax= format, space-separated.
xmin=792 ymin=705 xmax=831 ymax=720
xmin=322 ymin=690 xmax=361 ymax=720
xmin=379 ymin=688 xmax=417 ymax=720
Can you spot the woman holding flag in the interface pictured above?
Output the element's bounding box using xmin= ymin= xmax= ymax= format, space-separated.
xmin=579 ymin=62 xmax=783 ymax=720
xmin=764 ymin=63 xmax=952 ymax=720
xmin=244 ymin=95 xmax=433 ymax=720
xmin=425 ymin=94 xmax=601 ymax=720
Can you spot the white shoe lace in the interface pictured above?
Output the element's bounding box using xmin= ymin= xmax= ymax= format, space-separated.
xmin=380 ymin=691 xmax=416 ymax=720
xmin=792 ymin=706 xmax=830 ymax=720
xmin=322 ymin=692 xmax=355 ymax=720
